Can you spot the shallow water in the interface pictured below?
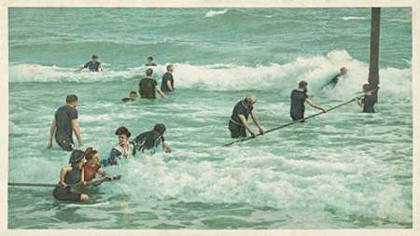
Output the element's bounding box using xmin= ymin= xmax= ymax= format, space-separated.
xmin=8 ymin=8 xmax=412 ymax=229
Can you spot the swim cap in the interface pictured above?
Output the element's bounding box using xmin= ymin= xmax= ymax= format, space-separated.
xmin=153 ymin=123 xmax=166 ymax=134
xmin=69 ymin=150 xmax=85 ymax=164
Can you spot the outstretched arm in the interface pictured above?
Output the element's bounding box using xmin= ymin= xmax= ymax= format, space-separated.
xmin=250 ymin=110 xmax=265 ymax=135
xmin=238 ymin=114 xmax=255 ymax=136
xmin=47 ymin=119 xmax=57 ymax=149
xmin=306 ymin=99 xmax=327 ymax=113
xmin=155 ymin=86 xmax=165 ymax=98
xmin=72 ymin=119 xmax=83 ymax=148
xmin=162 ymin=142 xmax=172 ymax=153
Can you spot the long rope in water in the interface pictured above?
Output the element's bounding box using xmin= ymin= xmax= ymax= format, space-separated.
xmin=8 ymin=176 xmax=121 ymax=188
xmin=223 ymin=95 xmax=364 ymax=147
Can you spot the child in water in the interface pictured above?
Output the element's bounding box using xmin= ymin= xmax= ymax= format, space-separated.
xmin=357 ymin=84 xmax=376 ymax=113
xmin=83 ymin=147 xmax=114 ymax=182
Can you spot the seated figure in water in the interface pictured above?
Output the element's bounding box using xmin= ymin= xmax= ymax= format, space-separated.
xmin=80 ymin=54 xmax=103 ymax=72
xmin=52 ymin=150 xmax=89 ymax=202
xmin=356 ymin=84 xmax=376 ymax=113
xmin=122 ymin=91 xmax=138 ymax=102
xmin=101 ymin=126 xmax=136 ymax=166
xmin=83 ymin=147 xmax=114 ymax=182
xmin=132 ymin=123 xmax=171 ymax=154
xmin=145 ymin=56 xmax=157 ymax=67
xmin=323 ymin=67 xmax=348 ymax=89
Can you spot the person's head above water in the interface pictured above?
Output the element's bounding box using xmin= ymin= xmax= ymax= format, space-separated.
xmin=148 ymin=56 xmax=154 ymax=63
xmin=92 ymin=54 xmax=99 ymax=62
xmin=115 ymin=126 xmax=131 ymax=146
xmin=146 ymin=68 xmax=153 ymax=77
xmin=298 ymin=80 xmax=308 ymax=93
xmin=69 ymin=149 xmax=86 ymax=167
xmin=340 ymin=67 xmax=348 ymax=75
xmin=66 ymin=94 xmax=78 ymax=107
xmin=362 ymin=83 xmax=373 ymax=93
xmin=129 ymin=91 xmax=137 ymax=101
xmin=153 ymin=123 xmax=166 ymax=135
xmin=244 ymin=95 xmax=257 ymax=106
xmin=166 ymin=64 xmax=174 ymax=73
xmin=84 ymin=147 xmax=99 ymax=165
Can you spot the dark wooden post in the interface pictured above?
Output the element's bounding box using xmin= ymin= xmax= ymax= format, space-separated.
xmin=368 ymin=8 xmax=381 ymax=103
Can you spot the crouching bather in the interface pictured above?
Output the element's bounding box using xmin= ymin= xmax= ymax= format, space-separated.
xmin=132 ymin=124 xmax=171 ymax=154
xmin=53 ymin=150 xmax=89 ymax=202
xmin=101 ymin=126 xmax=135 ymax=166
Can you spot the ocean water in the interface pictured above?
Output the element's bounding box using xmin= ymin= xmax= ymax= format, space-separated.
xmin=7 ymin=8 xmax=412 ymax=229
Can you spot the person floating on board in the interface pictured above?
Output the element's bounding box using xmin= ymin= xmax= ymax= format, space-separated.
xmin=356 ymin=84 xmax=376 ymax=113
xmin=139 ymin=68 xmax=165 ymax=99
xmin=47 ymin=94 xmax=82 ymax=151
xmin=52 ymin=150 xmax=89 ymax=202
xmin=101 ymin=126 xmax=136 ymax=166
xmin=161 ymin=64 xmax=175 ymax=93
xmin=145 ymin=56 xmax=157 ymax=67
xmin=132 ymin=123 xmax=172 ymax=154
xmin=82 ymin=147 xmax=115 ymax=182
xmin=80 ymin=54 xmax=103 ymax=72
xmin=228 ymin=95 xmax=265 ymax=138
xmin=122 ymin=91 xmax=138 ymax=102
xmin=290 ymin=81 xmax=327 ymax=121
xmin=323 ymin=67 xmax=348 ymax=89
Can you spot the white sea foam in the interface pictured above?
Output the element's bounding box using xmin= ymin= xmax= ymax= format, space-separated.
xmin=205 ymin=9 xmax=228 ymax=18
xmin=341 ymin=16 xmax=368 ymax=21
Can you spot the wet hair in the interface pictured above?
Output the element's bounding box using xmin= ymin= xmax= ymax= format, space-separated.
xmin=129 ymin=91 xmax=137 ymax=96
xmin=166 ymin=64 xmax=173 ymax=71
xmin=146 ymin=68 xmax=153 ymax=76
xmin=84 ymin=147 xmax=98 ymax=161
xmin=92 ymin=54 xmax=99 ymax=59
xmin=69 ymin=150 xmax=85 ymax=166
xmin=148 ymin=56 xmax=153 ymax=61
xmin=153 ymin=123 xmax=166 ymax=134
xmin=244 ymin=95 xmax=256 ymax=105
xmin=299 ymin=80 xmax=308 ymax=89
xmin=363 ymin=83 xmax=373 ymax=91
xmin=66 ymin=94 xmax=78 ymax=104
xmin=115 ymin=126 xmax=131 ymax=138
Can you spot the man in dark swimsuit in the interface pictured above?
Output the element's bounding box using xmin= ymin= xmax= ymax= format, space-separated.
xmin=161 ymin=64 xmax=175 ymax=92
xmin=145 ymin=56 xmax=157 ymax=67
xmin=323 ymin=67 xmax=348 ymax=89
xmin=357 ymin=84 xmax=376 ymax=113
xmin=290 ymin=81 xmax=327 ymax=121
xmin=139 ymin=69 xmax=165 ymax=99
xmin=228 ymin=95 xmax=265 ymax=138
xmin=132 ymin=124 xmax=171 ymax=153
xmin=47 ymin=95 xmax=83 ymax=151
xmin=80 ymin=54 xmax=103 ymax=72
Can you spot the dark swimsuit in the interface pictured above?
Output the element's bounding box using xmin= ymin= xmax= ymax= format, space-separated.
xmin=52 ymin=166 xmax=82 ymax=201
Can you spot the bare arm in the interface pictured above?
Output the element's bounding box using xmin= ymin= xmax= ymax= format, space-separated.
xmin=59 ymin=167 xmax=72 ymax=187
xmin=47 ymin=119 xmax=57 ymax=149
xmin=162 ymin=142 xmax=172 ymax=153
xmin=238 ymin=114 xmax=255 ymax=136
xmin=306 ymin=99 xmax=327 ymax=113
xmin=81 ymin=168 xmax=86 ymax=185
xmin=357 ymin=98 xmax=363 ymax=108
xmin=155 ymin=86 xmax=165 ymax=98
xmin=250 ymin=110 xmax=264 ymax=134
xmin=72 ymin=119 xmax=83 ymax=147
xmin=167 ymin=80 xmax=173 ymax=91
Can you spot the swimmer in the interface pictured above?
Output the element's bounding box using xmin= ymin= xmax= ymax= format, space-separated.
xmin=80 ymin=54 xmax=103 ymax=72
xmin=132 ymin=123 xmax=171 ymax=153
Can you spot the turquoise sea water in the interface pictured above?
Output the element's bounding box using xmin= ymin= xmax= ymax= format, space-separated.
xmin=8 ymin=8 xmax=412 ymax=229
